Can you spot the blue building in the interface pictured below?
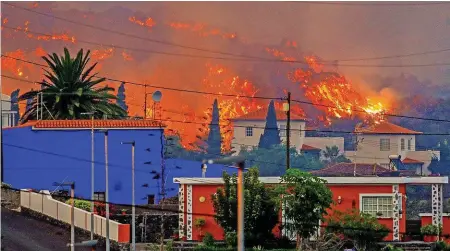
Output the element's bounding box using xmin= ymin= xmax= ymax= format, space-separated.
xmin=4 ymin=120 xmax=233 ymax=205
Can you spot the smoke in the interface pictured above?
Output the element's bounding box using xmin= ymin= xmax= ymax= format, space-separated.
xmin=2 ymin=1 xmax=450 ymax=124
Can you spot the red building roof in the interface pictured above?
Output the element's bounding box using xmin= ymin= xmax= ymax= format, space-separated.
xmin=310 ymin=163 xmax=389 ymax=177
xmin=355 ymin=121 xmax=422 ymax=135
xmin=300 ymin=144 xmax=321 ymax=151
xmin=232 ymin=107 xmax=307 ymax=121
xmin=402 ymin=157 xmax=424 ymax=164
xmin=17 ymin=120 xmax=164 ymax=129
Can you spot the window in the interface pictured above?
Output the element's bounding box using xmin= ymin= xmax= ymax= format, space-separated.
xmin=361 ymin=196 xmax=393 ymax=218
xmin=408 ymin=139 xmax=412 ymax=150
xmin=279 ymin=124 xmax=286 ymax=137
xmin=380 ymin=139 xmax=390 ymax=151
xmin=245 ymin=127 xmax=253 ymax=137
xmin=94 ymin=192 xmax=105 ymax=202
xmin=147 ymin=194 xmax=155 ymax=205
xmin=401 ymin=139 xmax=405 ymax=151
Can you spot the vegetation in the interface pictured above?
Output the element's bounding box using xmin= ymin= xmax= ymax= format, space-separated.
xmin=420 ymin=224 xmax=441 ymax=236
xmin=321 ymin=146 xmax=351 ymax=165
xmin=326 ymin=209 xmax=390 ymax=251
xmin=238 ymin=145 xmax=323 ymax=176
xmin=211 ymin=168 xmax=279 ymax=246
xmin=258 ymin=100 xmax=281 ymax=149
xmin=116 ymin=82 xmax=128 ymax=114
xmin=206 ymin=99 xmax=222 ymax=157
xmin=19 ymin=48 xmax=127 ymax=123
xmin=277 ymin=169 xmax=333 ymax=249
xmin=202 ymin=232 xmax=215 ymax=247
xmin=65 ymin=198 xmax=91 ymax=211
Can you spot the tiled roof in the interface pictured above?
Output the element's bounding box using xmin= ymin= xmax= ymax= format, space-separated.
xmin=19 ymin=120 xmax=164 ymax=129
xmin=232 ymin=107 xmax=307 ymax=121
xmin=301 ymin=144 xmax=321 ymax=151
xmin=310 ymin=163 xmax=390 ymax=177
xmin=355 ymin=121 xmax=422 ymax=135
xmin=402 ymin=157 xmax=424 ymax=164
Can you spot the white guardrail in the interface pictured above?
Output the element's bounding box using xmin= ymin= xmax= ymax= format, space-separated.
xmin=20 ymin=189 xmax=130 ymax=243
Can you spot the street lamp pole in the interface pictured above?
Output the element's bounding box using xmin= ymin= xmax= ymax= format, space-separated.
xmin=121 ymin=141 xmax=136 ymax=251
xmin=53 ymin=182 xmax=75 ymax=251
xmin=202 ymin=156 xmax=245 ymax=251
xmin=104 ymin=131 xmax=110 ymax=251
xmin=81 ymin=111 xmax=96 ymax=240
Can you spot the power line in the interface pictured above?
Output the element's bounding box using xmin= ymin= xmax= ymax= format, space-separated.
xmin=2 ymin=3 xmax=276 ymax=61
xmin=3 ymin=67 xmax=450 ymax=124
xmin=291 ymin=99 xmax=450 ymax=123
xmin=0 ymin=61 xmax=279 ymax=100
xmin=4 ymin=9 xmax=450 ymax=68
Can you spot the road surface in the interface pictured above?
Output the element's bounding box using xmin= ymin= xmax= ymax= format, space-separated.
xmin=2 ymin=208 xmax=99 ymax=251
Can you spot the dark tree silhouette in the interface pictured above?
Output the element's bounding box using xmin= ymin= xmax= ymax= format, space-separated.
xmin=258 ymin=100 xmax=281 ymax=149
xmin=206 ymin=99 xmax=222 ymax=156
xmin=117 ymin=82 xmax=128 ymax=114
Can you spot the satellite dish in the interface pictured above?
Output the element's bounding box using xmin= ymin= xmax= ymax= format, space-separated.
xmin=152 ymin=91 xmax=162 ymax=102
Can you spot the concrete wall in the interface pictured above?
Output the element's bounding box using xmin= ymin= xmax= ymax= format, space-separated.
xmin=231 ymin=120 xmax=306 ymax=154
xmin=20 ymin=189 xmax=130 ymax=243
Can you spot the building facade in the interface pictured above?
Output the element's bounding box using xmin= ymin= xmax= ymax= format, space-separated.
xmin=1 ymin=94 xmax=18 ymax=128
xmin=231 ymin=107 xmax=344 ymax=154
xmin=174 ymin=175 xmax=448 ymax=242
xmin=4 ymin=120 xmax=236 ymax=205
xmin=345 ymin=121 xmax=439 ymax=175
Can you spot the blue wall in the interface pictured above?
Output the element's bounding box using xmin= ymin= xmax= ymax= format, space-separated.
xmin=3 ymin=126 xmax=234 ymax=205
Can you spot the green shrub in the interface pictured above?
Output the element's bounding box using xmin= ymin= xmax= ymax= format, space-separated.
xmin=383 ymin=244 xmax=403 ymax=251
xmin=203 ymin=232 xmax=215 ymax=247
xmin=195 ymin=218 xmax=206 ymax=228
xmin=225 ymin=232 xmax=237 ymax=248
xmin=166 ymin=239 xmax=174 ymax=251
xmin=65 ymin=199 xmax=91 ymax=211
xmin=421 ymin=224 xmax=442 ymax=236
xmin=193 ymin=246 xmax=233 ymax=251
xmin=1 ymin=182 xmax=11 ymax=188
xmin=326 ymin=209 xmax=390 ymax=251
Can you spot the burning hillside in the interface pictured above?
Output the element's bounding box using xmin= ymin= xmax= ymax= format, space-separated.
xmin=1 ymin=2 xmax=393 ymax=151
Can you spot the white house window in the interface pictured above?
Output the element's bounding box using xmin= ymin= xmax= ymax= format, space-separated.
xmin=361 ymin=195 xmax=402 ymax=218
xmin=245 ymin=127 xmax=253 ymax=137
xmin=94 ymin=192 xmax=105 ymax=202
xmin=401 ymin=139 xmax=405 ymax=151
xmin=408 ymin=139 xmax=412 ymax=150
xmin=380 ymin=139 xmax=390 ymax=151
xmin=279 ymin=124 xmax=286 ymax=137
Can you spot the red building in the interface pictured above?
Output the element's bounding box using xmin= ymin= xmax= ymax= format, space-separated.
xmin=174 ymin=164 xmax=448 ymax=242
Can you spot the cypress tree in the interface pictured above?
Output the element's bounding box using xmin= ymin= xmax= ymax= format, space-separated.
xmin=117 ymin=82 xmax=128 ymax=114
xmin=10 ymin=89 xmax=20 ymax=125
xmin=206 ymin=99 xmax=222 ymax=156
xmin=258 ymin=100 xmax=281 ymax=149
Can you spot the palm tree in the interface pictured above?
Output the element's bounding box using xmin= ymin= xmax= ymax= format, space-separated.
xmin=322 ymin=145 xmax=351 ymax=165
xmin=19 ymin=48 xmax=127 ymax=123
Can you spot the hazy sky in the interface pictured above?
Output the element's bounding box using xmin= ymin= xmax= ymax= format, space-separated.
xmin=50 ymin=1 xmax=450 ymax=84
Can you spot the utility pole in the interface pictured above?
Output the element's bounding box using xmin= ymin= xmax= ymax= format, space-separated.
xmin=159 ymin=131 xmax=166 ymax=251
xmin=121 ymin=141 xmax=136 ymax=251
xmin=144 ymin=85 xmax=147 ymax=119
xmin=104 ymin=131 xmax=110 ymax=251
xmin=81 ymin=112 xmax=96 ymax=240
xmin=237 ymin=160 xmax=245 ymax=251
xmin=353 ymin=137 xmax=363 ymax=176
xmin=284 ymin=92 xmax=291 ymax=170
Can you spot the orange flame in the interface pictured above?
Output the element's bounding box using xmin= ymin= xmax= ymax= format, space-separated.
xmin=128 ymin=16 xmax=156 ymax=28
xmin=168 ymin=21 xmax=237 ymax=39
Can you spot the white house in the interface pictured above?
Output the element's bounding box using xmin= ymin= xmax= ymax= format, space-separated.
xmin=1 ymin=94 xmax=17 ymax=128
xmin=230 ymin=107 xmax=344 ymax=154
xmin=345 ymin=121 xmax=439 ymax=175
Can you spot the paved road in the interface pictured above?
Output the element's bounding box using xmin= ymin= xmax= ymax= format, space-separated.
xmin=2 ymin=208 xmax=99 ymax=251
